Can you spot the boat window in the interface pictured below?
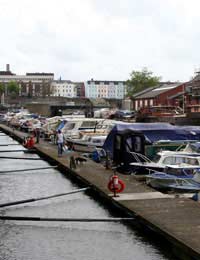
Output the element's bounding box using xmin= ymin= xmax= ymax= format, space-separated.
xmin=163 ymin=156 xmax=199 ymax=165
xmin=64 ymin=123 xmax=75 ymax=130
xmin=96 ymin=125 xmax=107 ymax=129
xmin=134 ymin=136 xmax=142 ymax=152
xmin=93 ymin=139 xmax=102 ymax=144
xmin=162 ymin=156 xmax=175 ymax=165
xmin=185 ymin=158 xmax=199 ymax=165
xmin=81 ymin=121 xmax=97 ymax=128
xmin=174 ymin=157 xmax=184 ymax=164
xmin=116 ymin=135 xmax=121 ymax=150
xmin=126 ymin=137 xmax=133 ymax=152
xmin=154 ymin=154 xmax=161 ymax=162
xmin=96 ymin=125 xmax=103 ymax=129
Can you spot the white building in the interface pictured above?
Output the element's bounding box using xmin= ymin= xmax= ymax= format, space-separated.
xmin=84 ymin=80 xmax=126 ymax=99
xmin=51 ymin=80 xmax=77 ymax=97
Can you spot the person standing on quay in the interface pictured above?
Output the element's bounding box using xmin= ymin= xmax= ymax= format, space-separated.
xmin=57 ymin=130 xmax=64 ymax=157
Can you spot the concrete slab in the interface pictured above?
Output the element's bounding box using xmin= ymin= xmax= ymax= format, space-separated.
xmin=110 ymin=192 xmax=195 ymax=201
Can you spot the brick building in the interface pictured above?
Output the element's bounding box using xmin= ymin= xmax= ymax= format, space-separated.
xmin=0 ymin=64 xmax=54 ymax=97
xmin=185 ymin=72 xmax=200 ymax=117
xmin=132 ymin=82 xmax=185 ymax=111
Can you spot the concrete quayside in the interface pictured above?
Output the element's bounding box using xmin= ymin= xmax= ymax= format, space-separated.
xmin=1 ymin=124 xmax=200 ymax=259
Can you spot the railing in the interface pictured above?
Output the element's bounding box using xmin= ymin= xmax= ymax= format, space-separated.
xmin=129 ymin=151 xmax=152 ymax=163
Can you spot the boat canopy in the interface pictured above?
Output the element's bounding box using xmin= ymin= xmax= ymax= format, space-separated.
xmin=103 ymin=123 xmax=200 ymax=157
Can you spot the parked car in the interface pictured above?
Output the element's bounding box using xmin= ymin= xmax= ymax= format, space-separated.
xmin=113 ymin=110 xmax=135 ymax=120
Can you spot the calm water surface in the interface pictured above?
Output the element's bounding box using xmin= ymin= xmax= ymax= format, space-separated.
xmin=0 ymin=135 xmax=174 ymax=260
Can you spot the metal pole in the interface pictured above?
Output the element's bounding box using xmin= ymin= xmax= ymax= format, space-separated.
xmin=0 ymin=216 xmax=134 ymax=222
xmin=0 ymin=150 xmax=26 ymax=153
xmin=0 ymin=144 xmax=20 ymax=146
xmin=0 ymin=166 xmax=57 ymax=174
xmin=0 ymin=156 xmax=42 ymax=160
xmin=0 ymin=187 xmax=90 ymax=208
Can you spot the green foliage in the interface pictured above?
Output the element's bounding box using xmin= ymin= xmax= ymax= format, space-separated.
xmin=0 ymin=83 xmax=5 ymax=94
xmin=126 ymin=68 xmax=161 ymax=96
xmin=7 ymin=81 xmax=19 ymax=97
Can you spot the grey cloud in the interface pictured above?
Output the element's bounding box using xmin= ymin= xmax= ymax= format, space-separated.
xmin=1 ymin=0 xmax=200 ymax=83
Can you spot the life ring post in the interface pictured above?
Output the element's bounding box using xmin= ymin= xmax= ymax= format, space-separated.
xmin=107 ymin=174 xmax=125 ymax=197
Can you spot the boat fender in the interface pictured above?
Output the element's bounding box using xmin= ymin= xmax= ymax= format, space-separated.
xmin=70 ymin=156 xmax=76 ymax=170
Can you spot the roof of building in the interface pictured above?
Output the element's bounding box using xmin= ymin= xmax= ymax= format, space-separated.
xmin=26 ymin=73 xmax=54 ymax=76
xmin=53 ymin=80 xmax=72 ymax=83
xmin=133 ymin=83 xmax=182 ymax=99
xmin=0 ymin=71 xmax=15 ymax=76
xmin=132 ymin=86 xmax=157 ymax=98
xmin=87 ymin=80 xmax=125 ymax=84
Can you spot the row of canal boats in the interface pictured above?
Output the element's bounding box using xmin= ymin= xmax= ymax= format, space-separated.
xmin=64 ymin=120 xmax=200 ymax=193
xmin=4 ymin=110 xmax=200 ymax=193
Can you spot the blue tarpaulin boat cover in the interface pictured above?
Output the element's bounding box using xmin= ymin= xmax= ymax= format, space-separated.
xmin=102 ymin=122 xmax=200 ymax=157
xmin=56 ymin=120 xmax=67 ymax=131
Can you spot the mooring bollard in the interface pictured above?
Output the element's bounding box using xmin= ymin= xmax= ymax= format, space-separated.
xmin=105 ymin=150 xmax=112 ymax=169
xmin=70 ymin=156 xmax=76 ymax=170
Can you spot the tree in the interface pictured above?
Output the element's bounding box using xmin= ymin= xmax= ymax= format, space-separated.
xmin=126 ymin=68 xmax=161 ymax=96
xmin=7 ymin=81 xmax=19 ymax=98
xmin=0 ymin=83 xmax=5 ymax=105
xmin=0 ymin=83 xmax=5 ymax=95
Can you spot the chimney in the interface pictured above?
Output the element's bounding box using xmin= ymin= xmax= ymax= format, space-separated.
xmin=6 ymin=64 xmax=10 ymax=72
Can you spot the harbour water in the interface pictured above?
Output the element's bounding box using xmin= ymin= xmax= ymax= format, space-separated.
xmin=0 ymin=134 xmax=174 ymax=260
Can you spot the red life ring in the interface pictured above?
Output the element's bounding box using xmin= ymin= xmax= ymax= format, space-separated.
xmin=107 ymin=178 xmax=125 ymax=193
xmin=24 ymin=136 xmax=35 ymax=149
xmin=29 ymin=136 xmax=35 ymax=148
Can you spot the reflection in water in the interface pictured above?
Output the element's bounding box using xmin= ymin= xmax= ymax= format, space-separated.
xmin=0 ymin=135 xmax=172 ymax=260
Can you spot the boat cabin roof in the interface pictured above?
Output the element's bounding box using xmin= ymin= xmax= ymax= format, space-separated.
xmin=158 ymin=151 xmax=200 ymax=158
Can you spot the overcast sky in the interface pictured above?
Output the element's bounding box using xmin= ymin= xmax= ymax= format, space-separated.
xmin=0 ymin=0 xmax=200 ymax=82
